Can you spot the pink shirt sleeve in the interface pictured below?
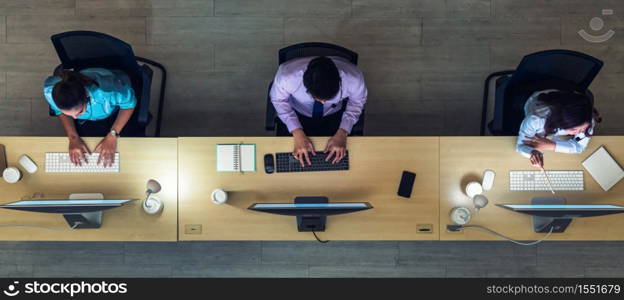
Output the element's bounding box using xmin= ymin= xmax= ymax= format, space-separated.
xmin=339 ymin=68 xmax=368 ymax=133
xmin=269 ymin=65 xmax=303 ymax=133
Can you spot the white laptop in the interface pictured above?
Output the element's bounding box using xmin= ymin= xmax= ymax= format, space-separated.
xmin=582 ymin=146 xmax=624 ymax=191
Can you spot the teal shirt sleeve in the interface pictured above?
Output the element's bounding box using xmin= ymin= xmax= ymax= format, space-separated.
xmin=43 ymin=76 xmax=62 ymax=116
xmin=84 ymin=68 xmax=137 ymax=110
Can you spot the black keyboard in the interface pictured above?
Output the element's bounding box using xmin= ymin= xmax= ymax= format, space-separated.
xmin=275 ymin=151 xmax=349 ymax=173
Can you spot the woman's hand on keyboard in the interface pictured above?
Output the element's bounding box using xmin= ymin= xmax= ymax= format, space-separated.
xmin=94 ymin=135 xmax=117 ymax=167
xmin=68 ymin=137 xmax=91 ymax=166
xmin=529 ymin=150 xmax=544 ymax=168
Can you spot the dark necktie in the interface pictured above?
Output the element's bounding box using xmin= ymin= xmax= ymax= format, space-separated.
xmin=312 ymin=100 xmax=324 ymax=119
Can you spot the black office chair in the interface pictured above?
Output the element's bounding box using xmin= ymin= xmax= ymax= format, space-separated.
xmin=480 ymin=49 xmax=603 ymax=136
xmin=266 ymin=42 xmax=365 ymax=136
xmin=49 ymin=31 xmax=167 ymax=137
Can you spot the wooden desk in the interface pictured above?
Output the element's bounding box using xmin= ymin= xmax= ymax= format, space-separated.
xmin=0 ymin=137 xmax=178 ymax=241
xmin=179 ymin=137 xmax=439 ymax=241
xmin=439 ymin=137 xmax=624 ymax=241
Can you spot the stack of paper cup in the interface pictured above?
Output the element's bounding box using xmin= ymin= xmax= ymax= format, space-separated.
xmin=211 ymin=189 xmax=228 ymax=205
xmin=2 ymin=167 xmax=21 ymax=184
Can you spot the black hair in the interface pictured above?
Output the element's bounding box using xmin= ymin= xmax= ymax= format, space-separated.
xmin=52 ymin=70 xmax=98 ymax=110
xmin=538 ymin=90 xmax=601 ymax=136
xmin=303 ymin=56 xmax=340 ymax=100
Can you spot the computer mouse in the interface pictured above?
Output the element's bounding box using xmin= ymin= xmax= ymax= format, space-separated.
xmin=18 ymin=155 xmax=38 ymax=174
xmin=264 ymin=154 xmax=274 ymax=174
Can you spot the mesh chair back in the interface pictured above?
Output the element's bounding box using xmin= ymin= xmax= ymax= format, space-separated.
xmin=279 ymin=42 xmax=358 ymax=65
xmin=514 ymin=50 xmax=603 ymax=91
xmin=51 ymin=31 xmax=141 ymax=80
xmin=490 ymin=49 xmax=603 ymax=135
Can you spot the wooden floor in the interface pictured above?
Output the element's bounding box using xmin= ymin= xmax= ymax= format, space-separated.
xmin=0 ymin=0 xmax=623 ymax=136
xmin=1 ymin=0 xmax=624 ymax=277
xmin=1 ymin=241 xmax=624 ymax=278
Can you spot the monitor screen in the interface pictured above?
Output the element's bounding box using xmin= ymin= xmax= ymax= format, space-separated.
xmin=2 ymin=199 xmax=132 ymax=206
xmin=249 ymin=201 xmax=373 ymax=217
xmin=503 ymin=204 xmax=624 ymax=210
xmin=251 ymin=203 xmax=369 ymax=209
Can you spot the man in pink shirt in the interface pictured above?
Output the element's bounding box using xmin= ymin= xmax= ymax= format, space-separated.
xmin=270 ymin=56 xmax=367 ymax=167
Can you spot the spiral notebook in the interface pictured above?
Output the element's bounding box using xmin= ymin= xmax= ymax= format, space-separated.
xmin=216 ymin=144 xmax=256 ymax=172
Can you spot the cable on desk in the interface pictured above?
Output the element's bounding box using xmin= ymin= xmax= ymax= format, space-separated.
xmin=313 ymin=231 xmax=329 ymax=243
xmin=0 ymin=222 xmax=81 ymax=231
xmin=454 ymin=225 xmax=554 ymax=246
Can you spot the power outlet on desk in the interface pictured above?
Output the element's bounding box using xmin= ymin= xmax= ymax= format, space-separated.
xmin=446 ymin=224 xmax=464 ymax=233
xmin=416 ymin=224 xmax=433 ymax=233
xmin=185 ymin=224 xmax=202 ymax=234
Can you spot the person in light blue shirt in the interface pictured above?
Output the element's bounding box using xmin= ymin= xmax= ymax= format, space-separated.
xmin=43 ymin=68 xmax=138 ymax=167
xmin=516 ymin=90 xmax=602 ymax=168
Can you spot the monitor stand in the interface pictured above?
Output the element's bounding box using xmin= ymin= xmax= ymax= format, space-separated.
xmin=532 ymin=197 xmax=573 ymax=233
xmin=65 ymin=193 xmax=104 ymax=229
xmin=295 ymin=196 xmax=328 ymax=232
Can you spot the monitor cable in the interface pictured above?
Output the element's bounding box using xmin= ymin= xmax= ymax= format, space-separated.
xmin=0 ymin=222 xmax=82 ymax=231
xmin=447 ymin=224 xmax=554 ymax=246
xmin=313 ymin=231 xmax=329 ymax=243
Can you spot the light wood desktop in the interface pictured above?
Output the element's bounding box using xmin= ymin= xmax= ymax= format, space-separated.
xmin=179 ymin=137 xmax=439 ymax=241
xmin=0 ymin=137 xmax=178 ymax=241
xmin=440 ymin=137 xmax=624 ymax=241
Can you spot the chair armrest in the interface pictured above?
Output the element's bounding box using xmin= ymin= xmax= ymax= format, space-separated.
xmin=481 ymin=70 xmax=515 ymax=136
xmin=266 ymin=81 xmax=277 ymax=131
xmin=137 ymin=64 xmax=153 ymax=126
xmin=350 ymin=109 xmax=365 ymax=136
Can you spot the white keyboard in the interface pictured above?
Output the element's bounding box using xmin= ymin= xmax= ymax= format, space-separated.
xmin=45 ymin=152 xmax=120 ymax=173
xmin=509 ymin=170 xmax=584 ymax=191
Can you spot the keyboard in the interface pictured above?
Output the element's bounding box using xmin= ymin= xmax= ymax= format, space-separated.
xmin=509 ymin=170 xmax=584 ymax=191
xmin=45 ymin=152 xmax=120 ymax=173
xmin=275 ymin=151 xmax=349 ymax=173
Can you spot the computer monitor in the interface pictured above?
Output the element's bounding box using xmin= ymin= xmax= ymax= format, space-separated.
xmin=248 ymin=196 xmax=373 ymax=232
xmin=0 ymin=199 xmax=136 ymax=229
xmin=497 ymin=197 xmax=624 ymax=233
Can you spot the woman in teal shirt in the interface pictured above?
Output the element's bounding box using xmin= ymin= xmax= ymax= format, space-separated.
xmin=43 ymin=68 xmax=138 ymax=167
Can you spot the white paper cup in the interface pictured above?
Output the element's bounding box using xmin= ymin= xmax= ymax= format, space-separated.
xmin=465 ymin=181 xmax=483 ymax=198
xmin=211 ymin=189 xmax=228 ymax=205
xmin=2 ymin=167 xmax=21 ymax=184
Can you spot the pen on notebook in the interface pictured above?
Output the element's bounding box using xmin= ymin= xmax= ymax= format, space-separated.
xmin=540 ymin=167 xmax=556 ymax=194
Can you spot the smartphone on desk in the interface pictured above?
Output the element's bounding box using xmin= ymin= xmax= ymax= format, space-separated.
xmin=397 ymin=171 xmax=416 ymax=198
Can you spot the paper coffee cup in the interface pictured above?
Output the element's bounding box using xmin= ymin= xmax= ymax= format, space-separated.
xmin=465 ymin=181 xmax=483 ymax=198
xmin=3 ymin=167 xmax=22 ymax=184
xmin=211 ymin=189 xmax=228 ymax=205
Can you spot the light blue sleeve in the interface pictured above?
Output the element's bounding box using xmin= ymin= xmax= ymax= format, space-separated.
xmin=554 ymin=138 xmax=590 ymax=154
xmin=516 ymin=115 xmax=544 ymax=158
xmin=42 ymin=76 xmax=62 ymax=116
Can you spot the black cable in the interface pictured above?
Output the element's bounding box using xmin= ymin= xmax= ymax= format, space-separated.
xmin=450 ymin=224 xmax=554 ymax=246
xmin=313 ymin=231 xmax=329 ymax=243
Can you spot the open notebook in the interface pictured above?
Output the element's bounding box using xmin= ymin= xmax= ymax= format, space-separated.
xmin=217 ymin=144 xmax=256 ymax=172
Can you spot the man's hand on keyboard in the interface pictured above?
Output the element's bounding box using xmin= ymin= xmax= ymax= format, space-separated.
xmin=325 ymin=129 xmax=348 ymax=164
xmin=292 ymin=129 xmax=315 ymax=167
xmin=94 ymin=135 xmax=118 ymax=167
xmin=68 ymin=137 xmax=91 ymax=166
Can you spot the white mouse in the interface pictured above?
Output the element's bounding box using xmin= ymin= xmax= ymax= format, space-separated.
xmin=482 ymin=169 xmax=495 ymax=191
xmin=18 ymin=155 xmax=38 ymax=174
